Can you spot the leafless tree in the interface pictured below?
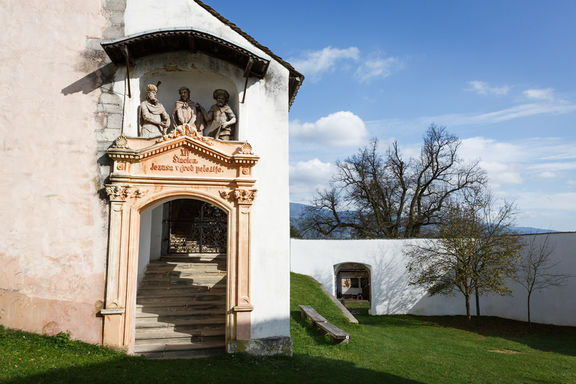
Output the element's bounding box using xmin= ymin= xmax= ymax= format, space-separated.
xmin=301 ymin=125 xmax=487 ymax=238
xmin=514 ymin=235 xmax=571 ymax=326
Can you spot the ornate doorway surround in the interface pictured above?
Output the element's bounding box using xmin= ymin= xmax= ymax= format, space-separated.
xmin=101 ymin=131 xmax=259 ymax=353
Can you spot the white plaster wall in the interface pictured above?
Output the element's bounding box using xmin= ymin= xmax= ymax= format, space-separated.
xmin=0 ymin=1 xmax=108 ymax=342
xmin=291 ymin=233 xmax=576 ymax=326
xmin=124 ymin=0 xmax=275 ymax=61
xmin=150 ymin=206 xmax=163 ymax=261
xmin=137 ymin=210 xmax=153 ymax=285
xmin=123 ymin=1 xmax=292 ymax=338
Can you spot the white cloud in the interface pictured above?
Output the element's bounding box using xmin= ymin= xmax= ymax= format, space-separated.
xmin=536 ymin=171 xmax=557 ymax=179
xmin=524 ymin=88 xmax=555 ymax=101
xmin=289 ymin=46 xmax=402 ymax=82
xmin=467 ymin=80 xmax=510 ymax=96
xmin=529 ymin=161 xmax=576 ymax=172
xmin=372 ymin=101 xmax=576 ymax=131
xmin=289 ymin=159 xmax=337 ymax=203
xmin=355 ymin=57 xmax=402 ymax=82
xmin=460 ymin=138 xmax=523 ymax=186
xmin=290 ymin=111 xmax=368 ymax=147
xmin=290 ymin=47 xmax=359 ymax=77
xmin=512 ymin=192 xmax=576 ymax=231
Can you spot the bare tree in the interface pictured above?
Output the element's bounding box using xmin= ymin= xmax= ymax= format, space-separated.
xmin=301 ymin=125 xmax=486 ymax=239
xmin=514 ymin=235 xmax=571 ymax=326
xmin=407 ymin=191 xmax=521 ymax=320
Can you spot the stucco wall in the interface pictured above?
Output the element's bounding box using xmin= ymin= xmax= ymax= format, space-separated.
xmin=1 ymin=0 xmax=292 ymax=344
xmin=0 ymin=0 xmax=110 ymax=343
xmin=123 ymin=0 xmax=291 ymax=339
xmin=291 ymin=233 xmax=576 ymax=326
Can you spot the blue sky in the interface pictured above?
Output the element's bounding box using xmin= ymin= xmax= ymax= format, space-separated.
xmin=209 ymin=1 xmax=576 ymax=231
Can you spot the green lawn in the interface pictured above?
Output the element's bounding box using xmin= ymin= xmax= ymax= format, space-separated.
xmin=1 ymin=272 xmax=575 ymax=383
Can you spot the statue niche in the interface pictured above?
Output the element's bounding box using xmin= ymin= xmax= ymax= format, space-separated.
xmin=138 ymin=84 xmax=237 ymax=141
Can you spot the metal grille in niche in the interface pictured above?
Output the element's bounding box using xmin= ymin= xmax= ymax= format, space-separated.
xmin=165 ymin=199 xmax=227 ymax=254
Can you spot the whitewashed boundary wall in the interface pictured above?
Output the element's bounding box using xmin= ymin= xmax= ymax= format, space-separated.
xmin=291 ymin=233 xmax=576 ymax=326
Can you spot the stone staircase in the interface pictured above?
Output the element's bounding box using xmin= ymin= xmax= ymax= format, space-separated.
xmin=135 ymin=253 xmax=227 ymax=359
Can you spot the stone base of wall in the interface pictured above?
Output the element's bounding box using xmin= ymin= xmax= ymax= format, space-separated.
xmin=228 ymin=337 xmax=293 ymax=356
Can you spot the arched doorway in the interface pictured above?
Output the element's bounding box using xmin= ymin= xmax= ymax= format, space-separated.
xmin=135 ymin=198 xmax=228 ymax=358
xmin=334 ymin=263 xmax=371 ymax=315
xmin=101 ymin=133 xmax=259 ymax=356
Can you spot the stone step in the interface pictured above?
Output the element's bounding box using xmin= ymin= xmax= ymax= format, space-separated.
xmin=134 ymin=339 xmax=225 ymax=354
xmin=138 ymin=347 xmax=225 ymax=359
xmin=160 ymin=254 xmax=226 ymax=262
xmin=139 ymin=278 xmax=226 ymax=288
xmin=137 ymin=286 xmax=226 ymax=298
xmin=145 ymin=263 xmax=227 ymax=275
xmin=143 ymin=271 xmax=227 ymax=280
xmin=135 ymin=326 xmax=225 ymax=340
xmin=136 ymin=315 xmax=225 ymax=329
xmin=136 ymin=304 xmax=225 ymax=316
xmin=138 ymin=274 xmax=226 ymax=287
xmin=136 ymin=295 xmax=225 ymax=306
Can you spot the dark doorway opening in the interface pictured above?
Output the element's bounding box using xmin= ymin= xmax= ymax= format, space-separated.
xmin=161 ymin=199 xmax=227 ymax=255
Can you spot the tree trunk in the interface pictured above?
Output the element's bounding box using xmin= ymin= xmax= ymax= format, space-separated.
xmin=465 ymin=294 xmax=471 ymax=320
xmin=475 ymin=286 xmax=480 ymax=317
xmin=527 ymin=291 xmax=532 ymax=328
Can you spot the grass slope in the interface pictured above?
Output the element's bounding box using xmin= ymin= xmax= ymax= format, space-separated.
xmin=1 ymin=272 xmax=575 ymax=383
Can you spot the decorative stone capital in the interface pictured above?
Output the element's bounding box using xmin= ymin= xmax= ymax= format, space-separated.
xmin=236 ymin=141 xmax=253 ymax=155
xmin=111 ymin=134 xmax=130 ymax=149
xmin=220 ymin=188 xmax=257 ymax=205
xmin=105 ymin=185 xmax=145 ymax=201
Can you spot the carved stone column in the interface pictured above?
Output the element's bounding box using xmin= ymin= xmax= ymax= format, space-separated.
xmin=102 ymin=185 xmax=142 ymax=348
xmin=221 ymin=188 xmax=256 ymax=341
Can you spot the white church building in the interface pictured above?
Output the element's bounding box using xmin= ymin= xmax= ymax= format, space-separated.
xmin=1 ymin=0 xmax=303 ymax=358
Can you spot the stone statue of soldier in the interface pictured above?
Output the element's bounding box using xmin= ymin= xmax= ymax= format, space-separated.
xmin=172 ymin=86 xmax=206 ymax=136
xmin=139 ymin=83 xmax=170 ymax=138
xmin=205 ymin=89 xmax=236 ymax=141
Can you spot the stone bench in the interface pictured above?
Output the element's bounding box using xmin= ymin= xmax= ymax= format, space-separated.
xmin=298 ymin=305 xmax=350 ymax=344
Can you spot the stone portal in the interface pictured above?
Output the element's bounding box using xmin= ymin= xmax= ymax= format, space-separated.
xmin=101 ymin=131 xmax=259 ymax=354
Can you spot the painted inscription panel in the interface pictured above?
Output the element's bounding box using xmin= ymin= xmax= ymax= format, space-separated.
xmin=139 ymin=148 xmax=236 ymax=178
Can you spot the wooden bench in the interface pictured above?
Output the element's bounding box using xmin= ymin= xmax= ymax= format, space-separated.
xmin=298 ymin=305 xmax=350 ymax=344
xmin=299 ymin=305 xmax=327 ymax=323
xmin=316 ymin=321 xmax=350 ymax=344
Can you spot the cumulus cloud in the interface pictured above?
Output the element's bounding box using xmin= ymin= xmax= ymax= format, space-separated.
xmin=290 ymin=111 xmax=368 ymax=147
xmin=290 ymin=47 xmax=359 ymax=77
xmin=460 ymin=137 xmax=576 ymax=186
xmin=289 ymin=46 xmax=401 ymax=81
xmin=289 ymin=159 xmax=337 ymax=202
xmin=467 ymin=80 xmax=510 ymax=96
xmin=524 ymin=88 xmax=555 ymax=101
xmin=355 ymin=57 xmax=402 ymax=82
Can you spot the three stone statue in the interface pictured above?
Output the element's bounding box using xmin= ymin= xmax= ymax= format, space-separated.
xmin=139 ymin=84 xmax=237 ymax=141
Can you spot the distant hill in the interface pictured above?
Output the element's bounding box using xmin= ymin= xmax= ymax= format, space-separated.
xmin=290 ymin=202 xmax=558 ymax=236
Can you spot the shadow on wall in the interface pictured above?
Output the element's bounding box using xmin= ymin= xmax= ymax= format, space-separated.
xmin=310 ymin=268 xmax=335 ymax=295
xmin=61 ymin=63 xmax=116 ymax=95
xmin=369 ymin=253 xmax=427 ymax=315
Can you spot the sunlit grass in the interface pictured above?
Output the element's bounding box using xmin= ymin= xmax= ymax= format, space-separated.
xmin=0 ymin=272 xmax=575 ymax=383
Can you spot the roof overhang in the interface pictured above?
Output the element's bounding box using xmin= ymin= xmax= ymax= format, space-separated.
xmin=101 ymin=28 xmax=270 ymax=79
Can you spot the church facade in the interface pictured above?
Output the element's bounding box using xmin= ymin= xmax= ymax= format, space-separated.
xmin=0 ymin=0 xmax=302 ymax=357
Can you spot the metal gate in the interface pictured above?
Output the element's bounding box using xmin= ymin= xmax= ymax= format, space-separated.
xmin=162 ymin=199 xmax=227 ymax=254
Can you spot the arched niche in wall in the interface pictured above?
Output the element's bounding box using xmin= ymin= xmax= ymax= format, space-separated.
xmin=123 ymin=52 xmax=241 ymax=139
